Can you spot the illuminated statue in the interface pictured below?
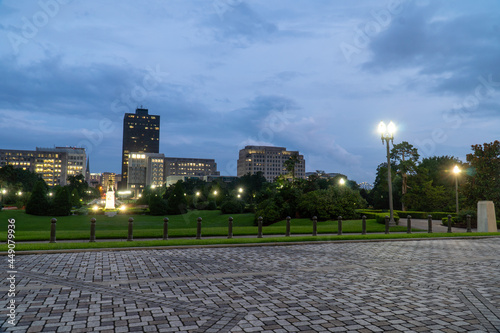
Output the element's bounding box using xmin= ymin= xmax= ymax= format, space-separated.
xmin=104 ymin=179 xmax=115 ymax=209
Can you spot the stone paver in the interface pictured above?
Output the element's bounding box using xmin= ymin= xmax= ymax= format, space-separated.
xmin=1 ymin=239 xmax=500 ymax=331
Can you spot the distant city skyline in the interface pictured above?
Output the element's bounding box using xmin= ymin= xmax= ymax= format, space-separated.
xmin=1 ymin=1 xmax=499 ymax=184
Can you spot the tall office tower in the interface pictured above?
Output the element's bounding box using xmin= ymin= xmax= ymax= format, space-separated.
xmin=120 ymin=108 xmax=160 ymax=188
xmin=237 ymin=145 xmax=306 ymax=182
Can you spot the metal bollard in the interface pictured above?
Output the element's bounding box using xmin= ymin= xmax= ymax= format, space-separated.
xmin=385 ymin=216 xmax=389 ymax=234
xmin=447 ymin=215 xmax=452 ymax=233
xmin=338 ymin=216 xmax=342 ymax=235
xmin=312 ymin=216 xmax=317 ymax=236
xmin=127 ymin=217 xmax=134 ymax=241
xmin=196 ymin=217 xmax=202 ymax=239
xmin=50 ymin=218 xmax=57 ymax=243
xmin=286 ymin=216 xmax=291 ymax=237
xmin=407 ymin=215 xmax=412 ymax=234
xmin=258 ymin=216 xmax=263 ymax=238
xmin=228 ymin=217 xmax=233 ymax=239
xmin=427 ymin=215 xmax=433 ymax=233
xmin=362 ymin=215 xmax=367 ymax=235
xmin=163 ymin=217 xmax=169 ymax=240
xmin=90 ymin=218 xmax=96 ymax=242
xmin=466 ymin=214 xmax=472 ymax=233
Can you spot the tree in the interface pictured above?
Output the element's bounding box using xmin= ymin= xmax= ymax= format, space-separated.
xmin=67 ymin=174 xmax=88 ymax=198
xmin=70 ymin=188 xmax=82 ymax=208
xmin=391 ymin=141 xmax=419 ymax=211
xmin=167 ymin=181 xmax=188 ymax=215
xmin=51 ymin=187 xmax=72 ymax=216
xmin=149 ymin=194 xmax=169 ymax=215
xmin=284 ymin=153 xmax=300 ymax=180
xmin=368 ymin=163 xmax=400 ymax=210
xmin=0 ymin=165 xmax=41 ymax=192
xmin=462 ymin=141 xmax=500 ymax=216
xmin=25 ymin=180 xmax=50 ymax=216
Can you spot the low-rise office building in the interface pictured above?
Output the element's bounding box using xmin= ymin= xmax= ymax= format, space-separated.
xmin=0 ymin=147 xmax=87 ymax=186
xmin=237 ymin=146 xmax=306 ymax=182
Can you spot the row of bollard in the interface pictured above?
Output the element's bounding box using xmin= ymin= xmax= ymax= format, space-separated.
xmin=383 ymin=214 xmax=472 ymax=234
xmin=47 ymin=214 xmax=472 ymax=243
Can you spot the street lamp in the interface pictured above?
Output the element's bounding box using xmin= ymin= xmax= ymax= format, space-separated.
xmin=339 ymin=178 xmax=345 ymax=186
xmin=453 ymin=165 xmax=461 ymax=215
xmin=378 ymin=121 xmax=396 ymax=225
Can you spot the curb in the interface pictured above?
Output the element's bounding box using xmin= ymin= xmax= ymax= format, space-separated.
xmin=4 ymin=235 xmax=500 ymax=255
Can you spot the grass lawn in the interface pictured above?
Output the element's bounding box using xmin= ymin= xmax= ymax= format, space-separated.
xmin=0 ymin=209 xmax=415 ymax=241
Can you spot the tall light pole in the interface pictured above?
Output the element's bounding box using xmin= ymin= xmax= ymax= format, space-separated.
xmin=453 ymin=165 xmax=460 ymax=215
xmin=378 ymin=121 xmax=396 ymax=225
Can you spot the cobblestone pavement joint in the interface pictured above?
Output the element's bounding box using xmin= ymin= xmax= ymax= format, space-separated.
xmin=1 ymin=239 xmax=500 ymax=332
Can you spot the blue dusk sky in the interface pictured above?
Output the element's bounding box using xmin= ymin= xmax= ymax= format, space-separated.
xmin=1 ymin=0 xmax=499 ymax=184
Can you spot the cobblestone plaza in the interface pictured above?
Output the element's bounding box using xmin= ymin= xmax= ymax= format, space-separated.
xmin=1 ymin=238 xmax=500 ymax=332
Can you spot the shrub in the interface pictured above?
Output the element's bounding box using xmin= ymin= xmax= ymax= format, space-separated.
xmin=255 ymin=198 xmax=282 ymax=225
xmin=297 ymin=187 xmax=366 ymax=221
xmin=429 ymin=212 xmax=456 ymax=220
xmin=149 ymin=195 xmax=169 ymax=216
xmin=375 ymin=212 xmax=400 ymax=225
xmin=221 ymin=199 xmax=244 ymax=214
xmin=206 ymin=201 xmax=218 ymax=210
xmin=72 ymin=207 xmax=88 ymax=215
xmin=195 ymin=201 xmax=209 ymax=210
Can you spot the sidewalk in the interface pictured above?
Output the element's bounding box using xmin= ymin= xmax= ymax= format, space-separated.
xmin=399 ymin=218 xmax=476 ymax=233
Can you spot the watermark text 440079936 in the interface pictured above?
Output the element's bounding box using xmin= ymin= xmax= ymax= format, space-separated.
xmin=7 ymin=218 xmax=17 ymax=326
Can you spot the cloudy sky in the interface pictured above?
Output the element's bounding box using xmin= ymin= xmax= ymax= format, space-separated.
xmin=1 ymin=0 xmax=499 ymax=184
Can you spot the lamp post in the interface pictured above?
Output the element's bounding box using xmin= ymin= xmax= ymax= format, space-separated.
xmin=378 ymin=121 xmax=396 ymax=225
xmin=453 ymin=165 xmax=460 ymax=215
xmin=339 ymin=178 xmax=345 ymax=186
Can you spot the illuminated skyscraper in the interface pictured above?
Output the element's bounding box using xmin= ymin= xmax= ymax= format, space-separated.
xmin=120 ymin=108 xmax=160 ymax=188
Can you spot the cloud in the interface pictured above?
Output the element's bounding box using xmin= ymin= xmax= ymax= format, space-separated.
xmin=363 ymin=1 xmax=500 ymax=96
xmin=207 ymin=1 xmax=278 ymax=46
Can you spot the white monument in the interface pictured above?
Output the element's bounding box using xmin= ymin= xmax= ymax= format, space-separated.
xmin=104 ymin=180 xmax=116 ymax=210
xmin=477 ymin=201 xmax=497 ymax=232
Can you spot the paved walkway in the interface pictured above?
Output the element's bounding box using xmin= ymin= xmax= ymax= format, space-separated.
xmin=2 ymin=239 xmax=500 ymax=332
xmin=399 ymin=218 xmax=475 ymax=233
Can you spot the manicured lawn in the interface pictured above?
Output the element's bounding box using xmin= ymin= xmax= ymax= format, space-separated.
xmin=0 ymin=209 xmax=416 ymax=241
